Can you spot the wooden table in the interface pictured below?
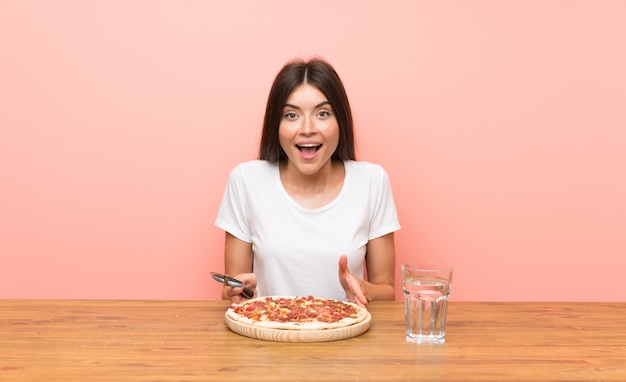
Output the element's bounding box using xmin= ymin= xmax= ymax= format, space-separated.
xmin=1 ymin=300 xmax=625 ymax=381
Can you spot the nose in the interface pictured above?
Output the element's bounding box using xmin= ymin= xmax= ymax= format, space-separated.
xmin=300 ymin=116 xmax=315 ymax=134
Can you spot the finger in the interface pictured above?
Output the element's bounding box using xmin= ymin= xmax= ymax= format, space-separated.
xmin=349 ymin=277 xmax=368 ymax=306
xmin=354 ymin=291 xmax=368 ymax=306
xmin=226 ymin=284 xmax=244 ymax=297
xmin=346 ymin=291 xmax=367 ymax=308
xmin=338 ymin=255 xmax=349 ymax=272
xmin=234 ymin=273 xmax=257 ymax=289
xmin=338 ymin=255 xmax=351 ymax=288
xmin=225 ymin=285 xmax=237 ymax=298
xmin=352 ymin=297 xmax=367 ymax=308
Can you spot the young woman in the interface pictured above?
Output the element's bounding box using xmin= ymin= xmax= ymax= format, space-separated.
xmin=215 ymin=58 xmax=400 ymax=307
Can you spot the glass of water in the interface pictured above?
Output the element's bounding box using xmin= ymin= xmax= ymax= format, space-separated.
xmin=402 ymin=262 xmax=453 ymax=344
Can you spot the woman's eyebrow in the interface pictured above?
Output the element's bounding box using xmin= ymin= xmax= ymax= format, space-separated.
xmin=315 ymin=101 xmax=331 ymax=109
xmin=283 ymin=101 xmax=331 ymax=110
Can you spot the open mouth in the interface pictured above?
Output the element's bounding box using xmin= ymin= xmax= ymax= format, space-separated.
xmin=296 ymin=144 xmax=322 ymax=153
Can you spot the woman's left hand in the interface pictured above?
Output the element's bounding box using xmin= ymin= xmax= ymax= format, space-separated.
xmin=338 ymin=255 xmax=368 ymax=307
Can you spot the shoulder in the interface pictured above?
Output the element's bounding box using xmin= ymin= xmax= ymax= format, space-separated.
xmin=229 ymin=160 xmax=278 ymax=179
xmin=345 ymin=160 xmax=389 ymax=180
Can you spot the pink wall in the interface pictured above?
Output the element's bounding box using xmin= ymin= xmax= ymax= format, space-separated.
xmin=1 ymin=1 xmax=625 ymax=301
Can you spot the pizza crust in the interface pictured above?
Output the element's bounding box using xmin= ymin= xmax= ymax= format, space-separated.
xmin=226 ymin=296 xmax=369 ymax=331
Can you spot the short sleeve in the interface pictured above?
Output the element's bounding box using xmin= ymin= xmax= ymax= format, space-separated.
xmin=368 ymin=167 xmax=401 ymax=240
xmin=215 ymin=165 xmax=252 ymax=243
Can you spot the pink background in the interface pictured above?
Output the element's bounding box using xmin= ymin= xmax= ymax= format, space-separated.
xmin=1 ymin=1 xmax=625 ymax=301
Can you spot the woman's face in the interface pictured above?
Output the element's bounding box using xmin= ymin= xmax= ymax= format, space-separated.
xmin=279 ymin=83 xmax=340 ymax=176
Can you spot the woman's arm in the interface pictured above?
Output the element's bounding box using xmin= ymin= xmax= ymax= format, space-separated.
xmin=339 ymin=232 xmax=396 ymax=305
xmin=221 ymin=232 xmax=256 ymax=302
xmin=363 ymin=232 xmax=396 ymax=300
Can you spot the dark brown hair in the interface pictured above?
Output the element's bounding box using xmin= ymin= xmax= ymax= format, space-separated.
xmin=259 ymin=58 xmax=355 ymax=161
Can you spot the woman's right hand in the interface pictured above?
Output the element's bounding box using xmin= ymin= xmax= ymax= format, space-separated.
xmin=223 ymin=272 xmax=257 ymax=303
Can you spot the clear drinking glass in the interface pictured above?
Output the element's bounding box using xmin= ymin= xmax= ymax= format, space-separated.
xmin=402 ymin=262 xmax=453 ymax=344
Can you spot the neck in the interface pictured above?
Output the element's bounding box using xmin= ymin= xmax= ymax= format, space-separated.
xmin=279 ymin=160 xmax=345 ymax=207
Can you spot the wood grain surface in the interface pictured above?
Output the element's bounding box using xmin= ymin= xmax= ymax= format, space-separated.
xmin=1 ymin=300 xmax=625 ymax=381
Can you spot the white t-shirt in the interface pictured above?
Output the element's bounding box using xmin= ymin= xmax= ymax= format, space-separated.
xmin=215 ymin=160 xmax=401 ymax=301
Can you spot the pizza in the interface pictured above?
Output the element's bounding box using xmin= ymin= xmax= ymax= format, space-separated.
xmin=226 ymin=295 xmax=369 ymax=331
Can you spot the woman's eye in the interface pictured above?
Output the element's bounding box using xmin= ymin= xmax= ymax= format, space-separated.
xmin=285 ymin=112 xmax=297 ymax=119
xmin=317 ymin=110 xmax=331 ymax=118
